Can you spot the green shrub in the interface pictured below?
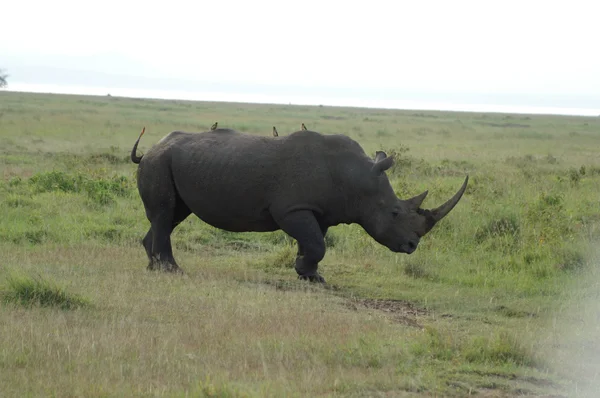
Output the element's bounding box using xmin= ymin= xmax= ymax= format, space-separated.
xmin=555 ymin=246 xmax=586 ymax=272
xmin=8 ymin=176 xmax=23 ymax=187
xmin=411 ymin=326 xmax=459 ymax=361
xmin=251 ymin=245 xmax=296 ymax=270
xmin=27 ymin=171 xmax=132 ymax=207
xmin=464 ymin=331 xmax=537 ymax=367
xmin=475 ymin=214 xmax=520 ymax=243
xmin=5 ymin=194 xmax=39 ymax=208
xmin=1 ymin=272 xmax=89 ymax=310
xmin=29 ymin=171 xmax=84 ymax=193
xmin=378 ymin=145 xmax=411 ymax=174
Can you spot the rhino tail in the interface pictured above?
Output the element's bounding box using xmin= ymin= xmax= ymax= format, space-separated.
xmin=131 ymin=127 xmax=146 ymax=164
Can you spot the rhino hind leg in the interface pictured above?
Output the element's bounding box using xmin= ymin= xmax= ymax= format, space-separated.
xmin=276 ymin=210 xmax=326 ymax=283
xmin=144 ymin=194 xmax=191 ymax=273
xmin=148 ymin=216 xmax=180 ymax=272
xmin=142 ymin=228 xmax=153 ymax=261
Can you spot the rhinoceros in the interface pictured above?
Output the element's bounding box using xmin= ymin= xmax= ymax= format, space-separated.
xmin=130 ymin=127 xmax=468 ymax=283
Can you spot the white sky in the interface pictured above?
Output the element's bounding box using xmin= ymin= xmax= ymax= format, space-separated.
xmin=2 ymin=0 xmax=599 ymax=98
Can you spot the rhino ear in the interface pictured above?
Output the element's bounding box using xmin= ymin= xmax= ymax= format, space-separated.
xmin=372 ymin=154 xmax=394 ymax=175
xmin=374 ymin=151 xmax=387 ymax=162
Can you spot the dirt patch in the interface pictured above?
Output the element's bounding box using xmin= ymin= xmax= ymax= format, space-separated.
xmin=495 ymin=305 xmax=539 ymax=318
xmin=470 ymin=371 xmax=559 ymax=389
xmin=345 ymin=298 xmax=429 ymax=328
xmin=259 ymin=278 xmax=337 ymax=291
xmin=475 ymin=389 xmax=566 ymax=398
xmin=247 ymin=278 xmax=429 ymax=328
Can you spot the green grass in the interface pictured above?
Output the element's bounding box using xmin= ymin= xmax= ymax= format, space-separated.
xmin=1 ymin=90 xmax=600 ymax=396
xmin=1 ymin=270 xmax=89 ymax=310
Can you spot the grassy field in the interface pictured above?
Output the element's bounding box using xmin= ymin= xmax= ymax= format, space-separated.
xmin=1 ymin=90 xmax=600 ymax=397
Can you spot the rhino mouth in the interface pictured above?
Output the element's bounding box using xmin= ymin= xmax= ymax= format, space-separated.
xmin=394 ymin=241 xmax=418 ymax=254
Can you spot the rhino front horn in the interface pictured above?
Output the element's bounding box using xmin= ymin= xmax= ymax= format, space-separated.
xmin=426 ymin=176 xmax=469 ymax=226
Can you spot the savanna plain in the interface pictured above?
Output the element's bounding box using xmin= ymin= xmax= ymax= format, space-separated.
xmin=1 ymin=91 xmax=600 ymax=397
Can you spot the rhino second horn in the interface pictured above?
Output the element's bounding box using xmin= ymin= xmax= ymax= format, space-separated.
xmin=407 ymin=190 xmax=428 ymax=209
xmin=429 ymin=176 xmax=469 ymax=223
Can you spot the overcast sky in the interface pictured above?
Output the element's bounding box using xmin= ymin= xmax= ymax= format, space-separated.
xmin=2 ymin=0 xmax=599 ymax=111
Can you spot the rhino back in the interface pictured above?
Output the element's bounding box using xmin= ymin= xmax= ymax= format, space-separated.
xmin=159 ymin=130 xmax=373 ymax=230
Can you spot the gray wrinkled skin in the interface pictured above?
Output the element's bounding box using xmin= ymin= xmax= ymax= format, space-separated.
xmin=131 ymin=128 xmax=468 ymax=282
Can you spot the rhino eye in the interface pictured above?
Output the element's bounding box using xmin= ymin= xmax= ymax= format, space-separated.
xmin=392 ymin=210 xmax=399 ymax=218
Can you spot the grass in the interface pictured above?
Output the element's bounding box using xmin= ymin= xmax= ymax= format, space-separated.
xmin=1 ymin=270 xmax=89 ymax=310
xmin=1 ymin=90 xmax=600 ymax=396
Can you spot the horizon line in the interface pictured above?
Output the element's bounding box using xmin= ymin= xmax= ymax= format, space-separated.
xmin=4 ymin=82 xmax=600 ymax=118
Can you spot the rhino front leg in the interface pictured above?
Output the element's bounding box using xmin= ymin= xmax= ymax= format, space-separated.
xmin=276 ymin=210 xmax=326 ymax=283
xmin=296 ymin=224 xmax=328 ymax=266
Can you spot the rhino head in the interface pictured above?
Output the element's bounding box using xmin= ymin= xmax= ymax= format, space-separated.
xmin=360 ymin=151 xmax=468 ymax=254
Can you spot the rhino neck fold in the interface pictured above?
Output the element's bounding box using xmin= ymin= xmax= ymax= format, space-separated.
xmin=320 ymin=191 xmax=363 ymax=228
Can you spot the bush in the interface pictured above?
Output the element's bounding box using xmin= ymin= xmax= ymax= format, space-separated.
xmin=1 ymin=272 xmax=89 ymax=310
xmin=411 ymin=326 xmax=459 ymax=361
xmin=378 ymin=145 xmax=411 ymax=174
xmin=8 ymin=176 xmax=23 ymax=187
xmin=526 ymin=192 xmax=571 ymax=243
xmin=464 ymin=331 xmax=537 ymax=367
xmin=29 ymin=171 xmax=84 ymax=193
xmin=27 ymin=171 xmax=132 ymax=207
xmin=252 ymin=245 xmax=296 ymax=270
xmin=5 ymin=194 xmax=39 ymax=209
xmin=555 ymin=246 xmax=586 ymax=272
xmin=475 ymin=214 xmax=520 ymax=243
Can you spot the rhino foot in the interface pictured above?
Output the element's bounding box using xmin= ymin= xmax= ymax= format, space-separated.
xmin=298 ymin=273 xmax=326 ymax=284
xmin=147 ymin=261 xmax=184 ymax=274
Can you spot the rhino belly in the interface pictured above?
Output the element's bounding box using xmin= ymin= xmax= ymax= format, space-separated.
xmin=169 ymin=143 xmax=281 ymax=232
xmin=173 ymin=179 xmax=279 ymax=233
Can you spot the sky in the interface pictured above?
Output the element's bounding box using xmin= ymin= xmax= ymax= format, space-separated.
xmin=1 ymin=0 xmax=599 ymax=113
